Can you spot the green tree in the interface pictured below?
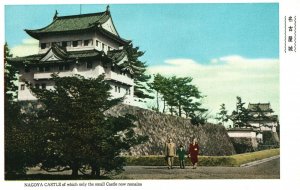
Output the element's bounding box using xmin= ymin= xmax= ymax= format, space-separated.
xmin=166 ymin=76 xmax=203 ymax=117
xmin=122 ymin=43 xmax=153 ymax=99
xmin=4 ymin=43 xmax=18 ymax=100
xmin=4 ymin=43 xmax=33 ymax=176
xmin=149 ymin=75 xmax=207 ymax=118
xmin=230 ymin=96 xmax=253 ymax=128
xmin=215 ymin=103 xmax=229 ymax=126
xmin=4 ymin=43 xmax=22 ymax=175
xmin=29 ymin=74 xmax=146 ymax=177
xmin=148 ymin=73 xmax=168 ymax=112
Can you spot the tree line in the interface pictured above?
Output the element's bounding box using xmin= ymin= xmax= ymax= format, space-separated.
xmin=148 ymin=74 xmax=208 ymax=120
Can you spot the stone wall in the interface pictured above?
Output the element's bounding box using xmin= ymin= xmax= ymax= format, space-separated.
xmin=106 ymin=104 xmax=236 ymax=156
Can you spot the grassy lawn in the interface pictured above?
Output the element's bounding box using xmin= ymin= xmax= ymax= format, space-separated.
xmin=230 ymin=148 xmax=279 ymax=166
xmin=124 ymin=148 xmax=280 ymax=167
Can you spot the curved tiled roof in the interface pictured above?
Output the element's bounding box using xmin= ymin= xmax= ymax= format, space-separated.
xmin=26 ymin=12 xmax=108 ymax=35
xmin=25 ymin=10 xmax=130 ymax=45
xmin=8 ymin=49 xmax=104 ymax=65
xmin=248 ymin=103 xmax=271 ymax=112
xmin=8 ymin=45 xmax=127 ymax=67
xmin=107 ymin=49 xmax=127 ymax=65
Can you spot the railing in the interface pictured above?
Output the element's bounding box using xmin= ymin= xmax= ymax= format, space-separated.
xmin=34 ymin=70 xmax=134 ymax=86
xmin=105 ymin=71 xmax=134 ymax=86
xmin=33 ymin=71 xmax=74 ymax=80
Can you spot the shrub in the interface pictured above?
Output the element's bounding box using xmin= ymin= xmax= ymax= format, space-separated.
xmin=124 ymin=148 xmax=279 ymax=167
xmin=230 ymin=137 xmax=255 ymax=154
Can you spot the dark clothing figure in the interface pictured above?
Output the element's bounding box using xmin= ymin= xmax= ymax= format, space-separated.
xmin=176 ymin=147 xmax=186 ymax=169
xmin=189 ymin=143 xmax=199 ymax=168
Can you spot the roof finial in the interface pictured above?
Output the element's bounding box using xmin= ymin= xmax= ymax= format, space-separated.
xmin=106 ymin=5 xmax=110 ymax=14
xmin=53 ymin=10 xmax=58 ymax=20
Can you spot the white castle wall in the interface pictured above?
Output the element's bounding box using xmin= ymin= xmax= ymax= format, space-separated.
xmin=38 ymin=32 xmax=120 ymax=54
xmin=18 ymin=60 xmax=134 ymax=104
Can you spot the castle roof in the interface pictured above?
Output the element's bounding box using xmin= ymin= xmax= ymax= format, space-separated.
xmin=25 ymin=10 xmax=130 ymax=45
xmin=8 ymin=44 xmax=125 ymax=66
xmin=248 ymin=103 xmax=272 ymax=112
xmin=107 ymin=49 xmax=127 ymax=65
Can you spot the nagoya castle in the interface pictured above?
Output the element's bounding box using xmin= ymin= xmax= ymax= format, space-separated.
xmin=9 ymin=6 xmax=134 ymax=105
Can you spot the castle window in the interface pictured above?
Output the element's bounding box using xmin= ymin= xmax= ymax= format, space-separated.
xmin=108 ymin=46 xmax=111 ymax=51
xmin=118 ymin=86 xmax=121 ymax=93
xmin=65 ymin=64 xmax=70 ymax=71
xmin=115 ymin=86 xmax=118 ymax=92
xmin=59 ymin=64 xmax=70 ymax=71
xmin=86 ymin=62 xmax=93 ymax=69
xmin=38 ymin=66 xmax=43 ymax=72
xmin=35 ymin=84 xmax=40 ymax=89
xmin=20 ymin=84 xmax=25 ymax=90
xmin=102 ymin=43 xmax=105 ymax=51
xmin=84 ymin=39 xmax=92 ymax=46
xmin=51 ymin=42 xmax=60 ymax=46
xmin=96 ymin=40 xmax=100 ymax=47
xmin=45 ymin=66 xmax=50 ymax=72
xmin=41 ymin=43 xmax=47 ymax=49
xmin=41 ymin=83 xmax=46 ymax=89
xmin=72 ymin=41 xmax=78 ymax=47
xmin=72 ymin=40 xmax=82 ymax=47
xmin=37 ymin=66 xmax=50 ymax=72
xmin=62 ymin=41 xmax=71 ymax=48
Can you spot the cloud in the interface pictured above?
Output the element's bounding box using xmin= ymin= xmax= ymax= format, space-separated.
xmin=11 ymin=38 xmax=39 ymax=57
xmin=147 ymin=56 xmax=279 ymax=120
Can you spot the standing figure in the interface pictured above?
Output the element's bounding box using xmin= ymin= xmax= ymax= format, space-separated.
xmin=165 ymin=138 xmax=176 ymax=169
xmin=188 ymin=138 xmax=199 ymax=169
xmin=176 ymin=144 xmax=186 ymax=169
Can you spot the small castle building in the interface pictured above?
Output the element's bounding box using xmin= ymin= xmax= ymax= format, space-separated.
xmin=247 ymin=103 xmax=279 ymax=133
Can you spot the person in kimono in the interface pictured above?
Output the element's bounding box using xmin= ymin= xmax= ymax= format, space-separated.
xmin=188 ymin=138 xmax=199 ymax=169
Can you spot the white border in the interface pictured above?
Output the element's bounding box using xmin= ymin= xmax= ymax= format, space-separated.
xmin=1 ymin=0 xmax=300 ymax=190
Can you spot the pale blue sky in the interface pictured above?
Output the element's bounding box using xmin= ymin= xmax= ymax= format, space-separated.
xmin=4 ymin=4 xmax=279 ymax=118
xmin=5 ymin=3 xmax=279 ymax=64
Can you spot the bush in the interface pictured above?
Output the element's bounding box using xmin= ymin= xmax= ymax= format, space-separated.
xmin=230 ymin=137 xmax=255 ymax=154
xmin=124 ymin=148 xmax=279 ymax=167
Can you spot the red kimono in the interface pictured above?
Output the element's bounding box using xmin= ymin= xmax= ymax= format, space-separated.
xmin=189 ymin=143 xmax=199 ymax=164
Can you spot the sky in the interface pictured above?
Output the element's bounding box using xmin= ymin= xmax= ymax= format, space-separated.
xmin=5 ymin=3 xmax=279 ymax=122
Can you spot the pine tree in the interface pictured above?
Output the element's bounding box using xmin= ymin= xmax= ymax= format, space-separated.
xmin=149 ymin=75 xmax=207 ymax=118
xmin=28 ymin=74 xmax=146 ymax=177
xmin=230 ymin=96 xmax=253 ymax=128
xmin=148 ymin=73 xmax=168 ymax=112
xmin=122 ymin=43 xmax=153 ymax=99
xmin=215 ymin=103 xmax=229 ymax=126
xmin=4 ymin=43 xmax=32 ymax=176
xmin=4 ymin=42 xmax=18 ymax=100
